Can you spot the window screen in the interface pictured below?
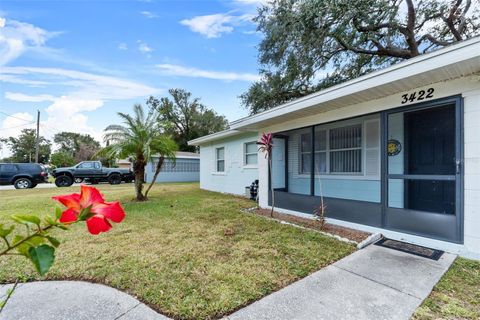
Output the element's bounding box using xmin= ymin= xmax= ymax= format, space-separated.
xmin=314 ymin=130 xmax=327 ymax=173
xmin=300 ymin=133 xmax=311 ymax=174
xmin=329 ymin=124 xmax=362 ymax=173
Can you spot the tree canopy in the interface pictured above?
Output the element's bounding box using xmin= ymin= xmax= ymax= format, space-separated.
xmin=1 ymin=129 xmax=51 ymax=163
xmin=242 ymin=0 xmax=480 ymax=114
xmin=147 ymin=89 xmax=229 ymax=152
xmin=50 ymin=151 xmax=76 ymax=167
xmin=53 ymin=132 xmax=100 ymax=162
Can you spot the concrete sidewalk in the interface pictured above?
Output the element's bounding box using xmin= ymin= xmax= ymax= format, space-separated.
xmin=0 ymin=281 xmax=169 ymax=320
xmin=226 ymin=245 xmax=456 ymax=320
xmin=0 ymin=245 xmax=455 ymax=320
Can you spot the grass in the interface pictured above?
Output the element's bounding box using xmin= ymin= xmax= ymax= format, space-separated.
xmin=0 ymin=183 xmax=354 ymax=319
xmin=413 ymin=257 xmax=480 ymax=320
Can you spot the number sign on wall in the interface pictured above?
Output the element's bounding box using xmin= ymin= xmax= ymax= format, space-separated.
xmin=401 ymin=88 xmax=434 ymax=104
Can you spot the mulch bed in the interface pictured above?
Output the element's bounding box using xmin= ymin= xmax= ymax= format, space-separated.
xmin=253 ymin=208 xmax=371 ymax=243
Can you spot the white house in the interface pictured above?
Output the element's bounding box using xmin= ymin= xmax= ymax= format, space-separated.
xmin=189 ymin=37 xmax=480 ymax=259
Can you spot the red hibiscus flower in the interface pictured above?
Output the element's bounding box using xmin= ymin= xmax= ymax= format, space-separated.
xmin=52 ymin=185 xmax=125 ymax=235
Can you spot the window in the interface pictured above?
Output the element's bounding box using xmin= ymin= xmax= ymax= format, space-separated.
xmin=300 ymin=133 xmax=311 ymax=174
xmin=77 ymin=162 xmax=94 ymax=169
xmin=314 ymin=130 xmax=327 ymax=173
xmin=216 ymin=147 xmax=225 ymax=172
xmin=299 ymin=123 xmax=362 ymax=175
xmin=154 ymin=159 xmax=200 ymax=172
xmin=0 ymin=164 xmax=17 ymax=172
xmin=244 ymin=142 xmax=258 ymax=166
xmin=329 ymin=124 xmax=362 ymax=173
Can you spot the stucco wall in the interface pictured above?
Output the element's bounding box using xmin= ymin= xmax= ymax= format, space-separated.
xmin=199 ymin=132 xmax=259 ymax=196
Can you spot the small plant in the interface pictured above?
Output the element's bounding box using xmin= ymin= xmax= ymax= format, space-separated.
xmin=313 ymin=178 xmax=327 ymax=230
xmin=257 ymin=132 xmax=274 ymax=217
xmin=313 ymin=202 xmax=327 ymax=230
xmin=0 ymin=185 xmax=125 ymax=313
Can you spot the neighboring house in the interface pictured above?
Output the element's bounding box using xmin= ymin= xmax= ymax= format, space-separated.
xmin=116 ymin=159 xmax=132 ymax=169
xmin=189 ymin=37 xmax=480 ymax=259
xmin=145 ymin=151 xmax=200 ymax=183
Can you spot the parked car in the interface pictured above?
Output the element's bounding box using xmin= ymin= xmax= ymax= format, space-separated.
xmin=52 ymin=161 xmax=135 ymax=187
xmin=0 ymin=163 xmax=48 ymax=189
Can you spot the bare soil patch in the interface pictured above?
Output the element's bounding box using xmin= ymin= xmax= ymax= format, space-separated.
xmin=254 ymin=208 xmax=371 ymax=243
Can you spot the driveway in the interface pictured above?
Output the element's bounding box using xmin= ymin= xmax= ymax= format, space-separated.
xmin=0 ymin=243 xmax=455 ymax=320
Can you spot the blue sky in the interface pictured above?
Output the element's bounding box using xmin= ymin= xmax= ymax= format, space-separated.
xmin=0 ymin=0 xmax=263 ymax=155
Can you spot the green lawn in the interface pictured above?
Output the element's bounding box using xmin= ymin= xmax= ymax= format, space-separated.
xmin=0 ymin=183 xmax=354 ymax=320
xmin=413 ymin=257 xmax=480 ymax=320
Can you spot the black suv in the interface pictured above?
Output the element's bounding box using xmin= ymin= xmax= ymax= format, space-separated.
xmin=0 ymin=163 xmax=48 ymax=189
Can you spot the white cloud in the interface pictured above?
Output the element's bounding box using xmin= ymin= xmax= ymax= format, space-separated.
xmin=42 ymin=97 xmax=105 ymax=143
xmin=5 ymin=92 xmax=55 ymax=102
xmin=118 ymin=42 xmax=128 ymax=50
xmin=180 ymin=13 xmax=254 ymax=38
xmin=137 ymin=41 xmax=153 ymax=53
xmin=140 ymin=11 xmax=158 ymax=19
xmin=46 ymin=96 xmax=103 ymax=114
xmin=181 ymin=14 xmax=233 ymax=38
xmin=0 ymin=74 xmax=49 ymax=87
xmin=156 ymin=63 xmax=260 ymax=82
xmin=1 ymin=66 xmax=161 ymax=100
xmin=1 ymin=67 xmax=163 ymax=150
xmin=0 ymin=17 xmax=59 ymax=66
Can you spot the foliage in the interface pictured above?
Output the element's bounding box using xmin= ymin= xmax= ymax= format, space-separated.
xmin=0 ymin=185 xmax=125 ymax=274
xmin=50 ymin=151 xmax=76 ymax=168
xmin=1 ymin=129 xmax=51 ymax=163
xmin=100 ymin=104 xmax=178 ymax=201
xmin=147 ymin=89 xmax=229 ymax=152
xmin=53 ymin=132 xmax=101 ymax=163
xmin=0 ymin=183 xmax=354 ymax=319
xmin=257 ymin=133 xmax=275 ymax=216
xmin=0 ymin=186 xmax=125 ymax=312
xmin=313 ymin=201 xmax=327 ymax=230
xmin=242 ymin=0 xmax=480 ymax=114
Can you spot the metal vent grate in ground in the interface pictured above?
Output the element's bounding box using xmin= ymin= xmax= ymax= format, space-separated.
xmin=374 ymin=238 xmax=444 ymax=260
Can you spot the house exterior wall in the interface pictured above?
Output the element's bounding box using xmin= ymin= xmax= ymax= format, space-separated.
xmin=199 ymin=132 xmax=259 ymax=196
xmin=258 ymin=75 xmax=480 ymax=259
xmin=145 ymin=157 xmax=200 ymax=183
xmin=463 ymin=89 xmax=480 ymax=259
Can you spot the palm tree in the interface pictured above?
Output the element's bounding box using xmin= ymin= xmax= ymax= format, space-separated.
xmin=101 ymin=104 xmax=177 ymax=201
xmin=257 ymin=133 xmax=274 ymax=217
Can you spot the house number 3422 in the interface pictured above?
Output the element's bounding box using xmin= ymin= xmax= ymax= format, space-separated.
xmin=401 ymin=88 xmax=434 ymax=104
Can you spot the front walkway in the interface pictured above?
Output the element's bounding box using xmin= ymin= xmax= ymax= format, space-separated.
xmin=0 ymin=245 xmax=455 ymax=320
xmin=227 ymin=245 xmax=456 ymax=320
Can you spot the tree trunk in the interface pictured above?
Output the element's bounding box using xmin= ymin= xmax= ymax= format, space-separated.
xmin=144 ymin=156 xmax=164 ymax=199
xmin=133 ymin=157 xmax=146 ymax=201
xmin=269 ymin=155 xmax=275 ymax=217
